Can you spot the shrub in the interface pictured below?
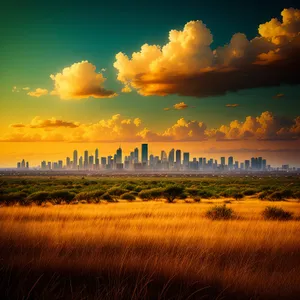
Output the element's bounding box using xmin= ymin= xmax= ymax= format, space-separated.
xmin=206 ymin=205 xmax=234 ymax=220
xmin=243 ymin=189 xmax=257 ymax=196
xmin=27 ymin=191 xmax=50 ymax=206
xmin=138 ymin=188 xmax=163 ymax=201
xmin=101 ymin=192 xmax=115 ymax=202
xmin=258 ymin=191 xmax=269 ymax=200
xmin=162 ymin=185 xmax=184 ymax=203
xmin=108 ymin=187 xmax=128 ymax=196
xmin=0 ymin=192 xmax=28 ymax=206
xmin=49 ymin=190 xmax=75 ymax=204
xmin=120 ymin=192 xmax=136 ymax=201
xmin=186 ymin=188 xmax=199 ymax=197
xmin=269 ymin=191 xmax=284 ymax=201
xmin=198 ymin=190 xmax=214 ymax=199
xmin=233 ymin=193 xmax=243 ymax=201
xmin=178 ymin=193 xmax=188 ymax=200
xmin=262 ymin=206 xmax=293 ymax=220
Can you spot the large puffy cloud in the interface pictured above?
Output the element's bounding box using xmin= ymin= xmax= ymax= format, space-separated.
xmin=114 ymin=8 xmax=300 ymax=97
xmin=27 ymin=88 xmax=48 ymax=97
xmin=50 ymin=61 xmax=117 ymax=100
xmin=209 ymin=111 xmax=299 ymax=140
xmin=1 ymin=112 xmax=300 ymax=142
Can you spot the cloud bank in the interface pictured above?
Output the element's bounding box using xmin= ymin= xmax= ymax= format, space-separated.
xmin=3 ymin=111 xmax=300 ymax=143
xmin=114 ymin=8 xmax=300 ymax=97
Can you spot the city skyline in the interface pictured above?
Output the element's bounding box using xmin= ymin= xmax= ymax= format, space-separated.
xmin=15 ymin=143 xmax=298 ymax=171
xmin=1 ymin=2 xmax=300 ymax=167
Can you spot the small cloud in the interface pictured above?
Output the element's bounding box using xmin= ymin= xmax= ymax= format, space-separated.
xmin=101 ymin=68 xmax=107 ymax=72
xmin=12 ymin=86 xmax=19 ymax=92
xmin=22 ymin=87 xmax=30 ymax=91
xmin=164 ymin=107 xmax=171 ymax=111
xmin=10 ymin=123 xmax=26 ymax=128
xmin=121 ymin=85 xmax=132 ymax=93
xmin=27 ymin=88 xmax=48 ymax=97
xmin=174 ymin=102 xmax=188 ymax=110
xmin=225 ymin=104 xmax=240 ymax=107
xmin=273 ymin=93 xmax=284 ymax=98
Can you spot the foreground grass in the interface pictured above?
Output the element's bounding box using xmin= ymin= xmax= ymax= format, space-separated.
xmin=0 ymin=200 xmax=300 ymax=299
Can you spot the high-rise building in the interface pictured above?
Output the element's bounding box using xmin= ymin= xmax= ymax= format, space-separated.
xmin=199 ymin=157 xmax=203 ymax=169
xmin=134 ymin=147 xmax=139 ymax=163
xmin=161 ymin=150 xmax=167 ymax=162
xmin=84 ymin=150 xmax=88 ymax=169
xmin=220 ymin=157 xmax=225 ymax=166
xmin=79 ymin=156 xmax=83 ymax=169
xmin=66 ymin=157 xmax=71 ymax=169
xmin=101 ymin=157 xmax=107 ymax=167
xmin=88 ymin=155 xmax=94 ymax=168
xmin=183 ymin=152 xmax=190 ymax=168
xmin=116 ymin=147 xmax=122 ymax=164
xmin=73 ymin=150 xmax=78 ymax=169
xmin=58 ymin=160 xmax=63 ymax=169
xmin=141 ymin=144 xmax=148 ymax=164
xmin=175 ymin=150 xmax=181 ymax=167
xmin=21 ymin=159 xmax=25 ymax=168
xmin=168 ymin=148 xmax=175 ymax=166
xmin=228 ymin=156 xmax=234 ymax=169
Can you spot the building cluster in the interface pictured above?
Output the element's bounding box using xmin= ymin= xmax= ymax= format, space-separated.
xmin=16 ymin=159 xmax=29 ymax=169
xmin=35 ymin=144 xmax=278 ymax=172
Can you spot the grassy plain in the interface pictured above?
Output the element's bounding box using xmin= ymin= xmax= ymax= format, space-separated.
xmin=0 ymin=176 xmax=300 ymax=299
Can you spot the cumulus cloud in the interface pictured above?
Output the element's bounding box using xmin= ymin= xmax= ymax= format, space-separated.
xmin=114 ymin=8 xmax=300 ymax=97
xmin=50 ymin=61 xmax=117 ymax=100
xmin=22 ymin=87 xmax=30 ymax=91
xmin=226 ymin=104 xmax=239 ymax=107
xmin=2 ymin=112 xmax=300 ymax=143
xmin=173 ymin=102 xmax=189 ymax=110
xmin=27 ymin=88 xmax=48 ymax=97
xmin=209 ymin=111 xmax=299 ymax=140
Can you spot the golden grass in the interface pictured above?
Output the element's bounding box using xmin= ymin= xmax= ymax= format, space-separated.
xmin=0 ymin=200 xmax=300 ymax=299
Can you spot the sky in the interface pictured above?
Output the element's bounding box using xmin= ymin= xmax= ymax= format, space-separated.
xmin=1 ymin=0 xmax=300 ymax=167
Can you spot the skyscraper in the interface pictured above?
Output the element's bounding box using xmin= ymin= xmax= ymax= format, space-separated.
xmin=176 ymin=149 xmax=181 ymax=167
xmin=79 ymin=156 xmax=83 ymax=169
xmin=73 ymin=150 xmax=78 ymax=169
xmin=84 ymin=150 xmax=88 ymax=169
xmin=95 ymin=148 xmax=99 ymax=161
xmin=161 ymin=150 xmax=167 ymax=162
xmin=183 ymin=152 xmax=190 ymax=168
xmin=134 ymin=147 xmax=139 ymax=163
xmin=141 ymin=144 xmax=148 ymax=164
xmin=168 ymin=148 xmax=174 ymax=166
xmin=220 ymin=157 xmax=225 ymax=166
xmin=116 ymin=147 xmax=122 ymax=164
xmin=228 ymin=156 xmax=234 ymax=169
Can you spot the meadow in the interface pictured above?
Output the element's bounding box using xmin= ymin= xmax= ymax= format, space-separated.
xmin=0 ymin=175 xmax=300 ymax=299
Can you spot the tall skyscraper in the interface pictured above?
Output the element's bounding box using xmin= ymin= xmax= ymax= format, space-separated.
xmin=134 ymin=147 xmax=139 ymax=163
xmin=21 ymin=159 xmax=25 ymax=168
xmin=161 ymin=150 xmax=167 ymax=162
xmin=220 ymin=157 xmax=225 ymax=166
xmin=141 ymin=144 xmax=148 ymax=164
xmin=84 ymin=150 xmax=88 ymax=169
xmin=183 ymin=152 xmax=190 ymax=168
xmin=95 ymin=148 xmax=99 ymax=161
xmin=116 ymin=147 xmax=122 ymax=164
xmin=228 ymin=156 xmax=234 ymax=169
xmin=168 ymin=148 xmax=174 ymax=166
xmin=73 ymin=150 xmax=78 ymax=169
xmin=176 ymin=150 xmax=181 ymax=167
xmin=66 ymin=157 xmax=71 ymax=168
xmin=79 ymin=156 xmax=83 ymax=169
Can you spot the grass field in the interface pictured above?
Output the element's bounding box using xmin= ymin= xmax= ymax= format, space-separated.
xmin=1 ymin=197 xmax=300 ymax=299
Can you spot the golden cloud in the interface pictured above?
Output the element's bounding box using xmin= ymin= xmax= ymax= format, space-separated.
xmin=27 ymin=88 xmax=48 ymax=97
xmin=50 ymin=61 xmax=117 ymax=100
xmin=114 ymin=8 xmax=300 ymax=97
xmin=173 ymin=102 xmax=188 ymax=110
